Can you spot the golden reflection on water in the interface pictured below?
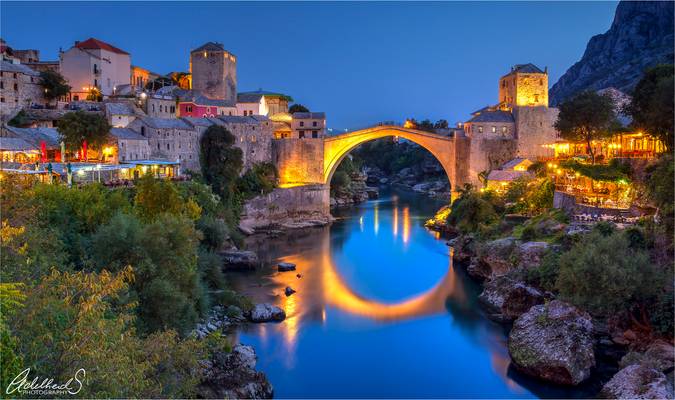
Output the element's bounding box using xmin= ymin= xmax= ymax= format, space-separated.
xmin=393 ymin=206 xmax=399 ymax=238
xmin=402 ymin=206 xmax=410 ymax=244
xmin=374 ymin=204 xmax=379 ymax=235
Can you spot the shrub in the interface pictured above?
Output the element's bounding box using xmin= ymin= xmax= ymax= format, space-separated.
xmin=237 ymin=162 xmax=278 ymax=199
xmin=196 ymin=215 xmax=229 ymax=251
xmin=446 ymin=188 xmax=499 ymax=235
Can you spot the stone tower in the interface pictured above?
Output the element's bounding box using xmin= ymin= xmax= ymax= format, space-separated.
xmin=189 ymin=42 xmax=237 ymax=103
xmin=498 ymin=63 xmax=548 ymax=109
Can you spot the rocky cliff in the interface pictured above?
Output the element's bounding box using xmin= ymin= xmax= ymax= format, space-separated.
xmin=550 ymin=1 xmax=674 ymax=105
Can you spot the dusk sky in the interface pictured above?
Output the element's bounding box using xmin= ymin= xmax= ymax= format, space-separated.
xmin=1 ymin=1 xmax=618 ymax=129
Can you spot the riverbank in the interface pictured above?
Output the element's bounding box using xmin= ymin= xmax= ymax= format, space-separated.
xmin=425 ymin=194 xmax=674 ymax=398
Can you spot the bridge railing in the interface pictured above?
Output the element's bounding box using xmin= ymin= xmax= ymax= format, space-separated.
xmin=326 ymin=121 xmax=406 ymax=137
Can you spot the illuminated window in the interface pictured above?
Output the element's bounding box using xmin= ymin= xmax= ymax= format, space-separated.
xmin=478 ymin=126 xmax=483 ymax=133
xmin=491 ymin=126 xmax=496 ymax=133
xmin=502 ymin=126 xmax=507 ymax=134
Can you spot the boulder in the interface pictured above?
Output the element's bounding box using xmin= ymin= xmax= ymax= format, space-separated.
xmin=199 ymin=344 xmax=273 ymax=399
xmin=249 ymin=303 xmax=286 ymax=322
xmin=515 ymin=241 xmax=549 ymax=269
xmin=468 ymin=237 xmax=518 ymax=280
xmin=221 ymin=250 xmax=259 ymax=270
xmin=277 ymin=262 xmax=296 ymax=272
xmin=450 ymin=234 xmax=476 ymax=263
xmin=599 ymin=364 xmax=673 ymax=399
xmin=478 ymin=275 xmax=545 ymax=322
xmin=413 ymin=182 xmax=433 ymax=192
xmin=508 ymin=300 xmax=595 ymax=385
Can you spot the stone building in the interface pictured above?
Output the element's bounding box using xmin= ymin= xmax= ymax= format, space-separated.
xmin=126 ymin=116 xmax=196 ymax=169
xmin=0 ymin=60 xmax=45 ymax=118
xmin=178 ymin=91 xmax=236 ymax=118
xmin=190 ymin=42 xmax=237 ymax=104
xmin=291 ymin=112 xmax=326 ymax=138
xmin=130 ymin=65 xmax=159 ymax=92
xmin=464 ymin=63 xmax=559 ymax=185
xmin=236 ymin=90 xmax=290 ymax=116
xmin=110 ymin=127 xmax=151 ymax=162
xmin=60 ymin=38 xmax=131 ymax=100
xmin=105 ymin=101 xmax=140 ymax=128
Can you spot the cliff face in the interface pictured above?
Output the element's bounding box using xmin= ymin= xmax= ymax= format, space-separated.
xmin=550 ymin=1 xmax=674 ymax=105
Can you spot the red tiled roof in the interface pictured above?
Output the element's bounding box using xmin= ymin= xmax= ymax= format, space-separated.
xmin=75 ymin=38 xmax=129 ymax=55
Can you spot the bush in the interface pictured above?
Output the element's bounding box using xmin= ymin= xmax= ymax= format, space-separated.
xmin=446 ymin=188 xmax=499 ymax=235
xmin=198 ymin=249 xmax=226 ymax=291
xmin=196 ymin=215 xmax=229 ymax=251
xmin=555 ymin=231 xmax=658 ymax=316
xmin=526 ymin=251 xmax=561 ymax=292
xmin=237 ymin=162 xmax=278 ymax=199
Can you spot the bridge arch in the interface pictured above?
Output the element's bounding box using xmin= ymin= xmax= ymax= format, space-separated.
xmin=323 ymin=126 xmax=468 ymax=195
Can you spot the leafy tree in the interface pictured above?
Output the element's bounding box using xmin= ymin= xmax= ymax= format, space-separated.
xmin=0 ymin=283 xmax=25 ymax=396
xmin=555 ymin=231 xmax=658 ymax=316
xmin=554 ymin=91 xmax=617 ymax=163
xmin=237 ymin=162 xmax=278 ymax=198
xmin=134 ymin=175 xmax=201 ymax=222
xmin=417 ymin=119 xmax=435 ymax=132
xmin=7 ymin=110 xmax=32 ymax=127
xmin=196 ymin=215 xmax=229 ymax=251
xmin=39 ymin=70 xmax=71 ymax=102
xmin=446 ymin=186 xmax=499 ymax=234
xmin=288 ymin=103 xmax=309 ymax=114
xmin=626 ymin=64 xmax=674 ymax=151
xmin=57 ymin=111 xmax=111 ymax=155
xmin=434 ymin=119 xmax=449 ymax=129
xmin=86 ymin=87 xmax=102 ymax=102
xmin=645 ymin=154 xmax=674 ymax=238
xmin=145 ymin=76 xmax=173 ymax=91
xmin=200 ymin=125 xmax=243 ymax=199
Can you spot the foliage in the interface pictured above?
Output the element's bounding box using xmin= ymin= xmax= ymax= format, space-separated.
xmin=288 ymin=103 xmax=309 ymax=113
xmin=145 ymin=76 xmax=173 ymax=91
xmin=0 ymin=283 xmax=25 ymax=396
xmin=197 ymin=248 xmax=226 ymax=291
xmin=626 ymin=64 xmax=674 ymax=151
xmin=645 ymin=154 xmax=674 ymax=238
xmin=196 ymin=215 xmax=229 ymax=251
xmin=555 ymin=230 xmax=658 ymax=316
xmin=57 ymin=111 xmax=111 ymax=153
xmin=237 ymin=162 xmax=278 ymax=199
xmin=560 ymin=158 xmax=631 ymax=182
xmin=86 ymin=87 xmax=102 ymax=102
xmin=200 ymin=125 xmax=243 ymax=201
xmin=445 ymin=186 xmax=499 ymax=235
xmin=526 ymin=251 xmax=561 ymax=292
xmin=134 ymin=175 xmax=201 ymax=222
xmin=7 ymin=110 xmax=32 ymax=127
xmin=502 ymin=177 xmax=555 ymax=215
xmin=39 ymin=70 xmax=71 ymax=101
xmin=554 ymin=91 xmax=617 ymax=163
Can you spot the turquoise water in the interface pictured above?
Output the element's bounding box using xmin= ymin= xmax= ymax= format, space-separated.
xmin=230 ymin=189 xmax=542 ymax=398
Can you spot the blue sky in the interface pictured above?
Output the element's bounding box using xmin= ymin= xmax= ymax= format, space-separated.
xmin=1 ymin=1 xmax=617 ymax=129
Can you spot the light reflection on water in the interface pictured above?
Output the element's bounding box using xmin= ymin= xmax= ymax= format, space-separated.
xmin=230 ymin=189 xmax=536 ymax=398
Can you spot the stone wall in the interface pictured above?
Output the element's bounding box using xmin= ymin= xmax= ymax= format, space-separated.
xmin=467 ymin=136 xmax=518 ymax=186
xmin=0 ymin=67 xmax=45 ymax=117
xmin=190 ymin=49 xmax=237 ymax=104
xmin=239 ymin=184 xmax=330 ymax=233
xmin=273 ymin=138 xmax=325 ymax=185
xmin=513 ymin=106 xmax=558 ymax=159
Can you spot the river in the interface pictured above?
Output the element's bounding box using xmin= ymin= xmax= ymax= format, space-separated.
xmin=228 ymin=188 xmax=570 ymax=398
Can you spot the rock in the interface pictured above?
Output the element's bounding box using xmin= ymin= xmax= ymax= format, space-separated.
xmin=478 ymin=275 xmax=544 ymax=322
xmin=226 ymin=305 xmax=245 ymax=321
xmin=468 ymin=237 xmax=518 ymax=280
xmin=199 ymin=344 xmax=273 ymax=399
xmin=515 ymin=241 xmax=549 ymax=269
xmin=645 ymin=340 xmax=675 ymax=372
xmin=221 ymin=250 xmax=259 ymax=270
xmin=379 ymin=177 xmax=389 ymax=184
xmin=249 ymin=303 xmax=286 ymax=322
xmin=451 ymin=234 xmax=476 ymax=263
xmin=550 ymin=1 xmax=674 ymax=105
xmin=599 ymin=364 xmax=673 ymax=399
xmin=623 ymin=329 xmax=637 ymax=341
xmin=284 ymin=286 xmax=296 ymax=296
xmin=413 ymin=182 xmax=433 ymax=192
xmin=397 ymin=167 xmax=412 ymax=178
xmin=508 ymin=300 xmax=595 ymax=385
xmin=277 ymin=262 xmax=296 ymax=272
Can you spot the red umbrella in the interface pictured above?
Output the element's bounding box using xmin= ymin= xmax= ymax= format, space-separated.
xmin=40 ymin=141 xmax=47 ymax=163
xmin=82 ymin=140 xmax=88 ymax=162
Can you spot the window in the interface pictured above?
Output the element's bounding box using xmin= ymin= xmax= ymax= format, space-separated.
xmin=534 ymin=94 xmax=539 ymax=102
xmin=13 ymin=73 xmax=17 ymax=79
xmin=107 ymin=78 xmax=110 ymax=87
xmin=13 ymin=83 xmax=18 ymax=91
xmin=478 ymin=126 xmax=483 ymax=133
xmin=491 ymin=126 xmax=496 ymax=133
xmin=251 ymin=135 xmax=256 ymax=143
xmin=141 ymin=127 xmax=146 ymax=136
xmin=94 ymin=79 xmax=98 ymax=87
xmin=312 ymin=121 xmax=317 ymax=127
xmin=93 ymin=64 xmax=98 ymax=74
xmin=157 ymin=143 xmax=160 ymax=150
xmin=299 ymin=130 xmax=305 ymax=138
xmin=152 ymin=104 xmax=155 ymax=112
xmin=299 ymin=121 xmax=304 ymax=127
xmin=540 ymin=79 xmax=544 ymax=85
xmin=167 ymin=143 xmax=170 ymax=150
xmin=160 ymin=105 xmax=163 ymax=112
xmin=502 ymin=126 xmax=507 ymax=134
xmin=312 ymin=131 xmax=318 ymax=138
xmin=187 ymin=105 xmax=192 ymax=113
xmin=73 ymin=95 xmax=79 ymax=101
xmin=0 ymin=81 xmax=4 ymax=89
xmin=0 ymin=98 xmax=4 ymax=103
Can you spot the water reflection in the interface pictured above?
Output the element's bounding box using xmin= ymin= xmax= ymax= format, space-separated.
xmin=232 ymin=189 xmax=539 ymax=398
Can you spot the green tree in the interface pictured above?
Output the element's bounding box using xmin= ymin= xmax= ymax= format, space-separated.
xmin=237 ymin=162 xmax=278 ymax=199
xmin=434 ymin=119 xmax=449 ymax=129
xmin=39 ymin=70 xmax=71 ymax=103
xmin=134 ymin=175 xmax=201 ymax=222
xmin=554 ymin=91 xmax=617 ymax=163
xmin=555 ymin=231 xmax=658 ymax=316
xmin=57 ymin=111 xmax=111 ymax=156
xmin=288 ymin=103 xmax=309 ymax=114
xmin=0 ymin=283 xmax=25 ymax=397
xmin=626 ymin=64 xmax=674 ymax=151
xmin=200 ymin=125 xmax=243 ymax=199
xmin=645 ymin=154 xmax=674 ymax=238
xmin=446 ymin=186 xmax=499 ymax=234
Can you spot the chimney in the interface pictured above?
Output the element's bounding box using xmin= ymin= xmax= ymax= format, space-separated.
xmin=545 ymin=66 xmax=548 ymax=73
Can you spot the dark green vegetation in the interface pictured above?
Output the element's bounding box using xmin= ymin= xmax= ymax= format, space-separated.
xmin=560 ymin=158 xmax=631 ymax=182
xmin=57 ymin=111 xmax=111 ymax=154
xmin=39 ymin=70 xmax=71 ymax=103
xmin=288 ymin=103 xmax=309 ymax=113
xmin=554 ymin=91 xmax=618 ymax=163
xmin=0 ymin=125 xmax=275 ymax=396
xmin=350 ymin=137 xmax=443 ymax=176
xmin=626 ymin=64 xmax=674 ymax=151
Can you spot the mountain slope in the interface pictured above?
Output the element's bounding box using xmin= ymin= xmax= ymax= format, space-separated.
xmin=550 ymin=1 xmax=674 ymax=105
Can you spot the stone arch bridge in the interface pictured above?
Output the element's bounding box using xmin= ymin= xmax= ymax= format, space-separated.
xmin=273 ymin=125 xmax=471 ymax=198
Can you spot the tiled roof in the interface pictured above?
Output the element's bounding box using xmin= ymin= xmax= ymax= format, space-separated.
xmin=181 ymin=117 xmax=215 ymax=127
xmin=500 ymin=157 xmax=532 ymax=170
xmin=238 ymin=90 xmax=292 ymax=103
xmin=487 ymin=170 xmax=532 ymax=182
xmin=3 ymin=126 xmax=61 ymax=148
xmin=105 ymin=102 xmax=136 ymax=116
xmin=137 ymin=116 xmax=191 ymax=129
xmin=0 ymin=137 xmax=35 ymax=151
xmin=110 ymin=128 xmax=146 ymax=140
xmin=75 ymin=38 xmax=129 ymax=55
xmin=191 ymin=42 xmax=226 ymax=53
xmin=178 ymin=90 xmax=236 ymax=107
xmin=215 ymin=115 xmax=263 ymax=124
xmin=467 ymin=110 xmax=514 ymax=123
xmin=0 ymin=60 xmax=40 ymax=76
xmin=293 ymin=112 xmax=325 ymax=119
xmin=509 ymin=63 xmax=545 ymax=74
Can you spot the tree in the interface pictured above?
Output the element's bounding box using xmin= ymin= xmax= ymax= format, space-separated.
xmin=200 ymin=125 xmax=243 ymax=199
xmin=57 ymin=111 xmax=111 ymax=155
xmin=134 ymin=175 xmax=201 ymax=222
xmin=86 ymin=87 xmax=102 ymax=102
xmin=626 ymin=64 xmax=674 ymax=152
xmin=288 ymin=103 xmax=309 ymax=114
xmin=554 ymin=91 xmax=617 ymax=163
xmin=434 ymin=119 xmax=449 ymax=129
xmin=39 ymin=70 xmax=71 ymax=103
xmin=417 ymin=119 xmax=435 ymax=132
xmin=145 ymin=76 xmax=173 ymax=92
